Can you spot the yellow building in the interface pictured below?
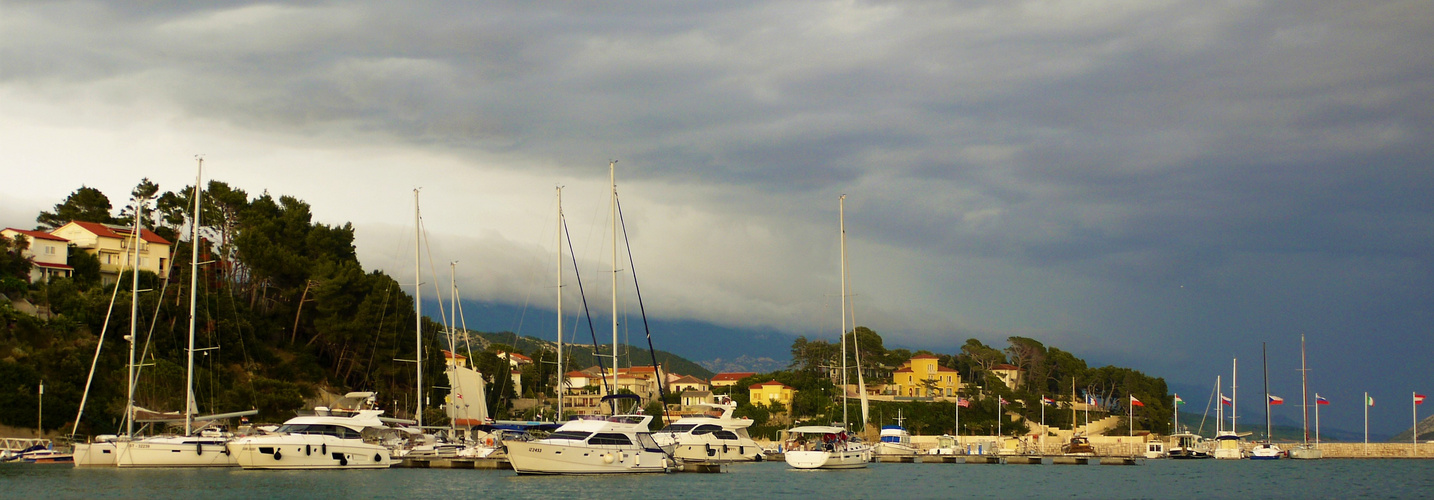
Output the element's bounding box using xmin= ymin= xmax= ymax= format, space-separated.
xmin=892 ymin=354 xmax=961 ymax=398
xmin=49 ymin=221 xmax=171 ymax=283
xmin=748 ymin=380 xmax=795 ymax=407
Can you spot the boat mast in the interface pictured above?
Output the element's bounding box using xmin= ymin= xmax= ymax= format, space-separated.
xmin=414 ymin=189 xmax=423 ymax=428
xmin=1262 ymin=343 xmax=1271 ymax=443
xmin=556 ymin=186 xmax=564 ymax=421
xmin=1232 ymin=359 xmax=1238 ymax=435
xmin=185 ymin=157 xmax=202 ymax=436
xmin=1217 ymin=375 xmax=1223 ymax=434
xmin=839 ymin=195 xmax=848 ymax=430
xmin=1300 ymin=335 xmax=1309 ymax=446
xmin=125 ymin=188 xmax=146 ymax=438
xmin=450 ymin=261 xmax=458 ymax=435
xmin=610 ymin=160 xmax=619 ymax=415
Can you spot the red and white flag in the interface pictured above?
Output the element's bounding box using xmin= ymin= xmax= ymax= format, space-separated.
xmin=958 ymin=397 xmax=970 ymax=408
xmin=1220 ymin=395 xmax=1232 ymax=406
xmin=1416 ymin=394 xmax=1427 ymax=405
xmin=1130 ymin=395 xmax=1145 ymax=407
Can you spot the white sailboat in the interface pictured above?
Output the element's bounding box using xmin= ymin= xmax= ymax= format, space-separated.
xmin=1289 ymin=335 xmax=1323 ymax=460
xmin=1250 ymin=343 xmax=1283 ymax=459
xmin=506 ymin=162 xmax=676 ymax=474
xmin=785 ymin=195 xmax=872 ymax=470
xmin=116 ymin=159 xmax=257 ymax=467
xmin=1214 ymin=360 xmax=1246 ymax=459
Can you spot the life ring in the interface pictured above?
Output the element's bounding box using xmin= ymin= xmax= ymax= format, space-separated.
xmin=486 ymin=438 xmax=494 ymax=447
xmin=273 ymin=451 xmax=282 ymax=460
xmin=374 ymin=454 xmax=383 ymax=462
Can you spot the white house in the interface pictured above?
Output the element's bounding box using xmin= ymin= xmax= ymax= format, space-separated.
xmin=2 ymin=228 xmax=72 ymax=283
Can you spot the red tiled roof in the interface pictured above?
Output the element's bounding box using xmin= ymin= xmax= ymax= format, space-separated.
xmin=4 ymin=228 xmax=69 ymax=242
xmin=565 ymin=371 xmax=590 ymax=378
xmin=67 ymin=221 xmax=172 ymax=245
xmin=442 ymin=350 xmax=466 ymax=360
xmin=711 ymin=372 xmax=756 ymax=382
xmin=992 ymin=364 xmax=1021 ymax=371
xmin=911 ymin=354 xmax=940 ymax=360
xmin=894 ymin=367 xmax=914 ymax=373
xmin=33 ymin=262 xmax=74 ymax=270
xmin=749 ymin=380 xmax=794 ymax=390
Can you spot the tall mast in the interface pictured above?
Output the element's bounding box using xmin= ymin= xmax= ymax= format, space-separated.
xmin=185 ymin=157 xmax=202 ymax=435
xmin=556 ymin=186 xmax=564 ymax=421
xmin=1262 ymin=343 xmax=1271 ymax=443
xmin=414 ymin=189 xmax=423 ymax=428
xmin=449 ymin=261 xmax=457 ymax=435
xmin=1217 ymin=375 xmax=1223 ymax=434
xmin=610 ymin=160 xmax=619 ymax=414
xmin=125 ymin=189 xmax=145 ymax=438
xmin=1231 ymin=358 xmax=1238 ymax=434
xmin=839 ymin=195 xmax=848 ymax=429
xmin=1300 ymin=335 xmax=1309 ymax=446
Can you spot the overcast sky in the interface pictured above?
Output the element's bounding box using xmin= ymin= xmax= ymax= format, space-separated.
xmin=4 ymin=1 xmax=1431 ymax=435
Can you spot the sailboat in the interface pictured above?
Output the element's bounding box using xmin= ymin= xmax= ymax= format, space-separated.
xmin=505 ymin=161 xmax=676 ymax=475
xmin=1250 ymin=344 xmax=1283 ymax=459
xmin=1289 ymin=335 xmax=1323 ymax=459
xmin=72 ymin=186 xmax=154 ymax=467
xmin=116 ymin=159 xmax=257 ymax=467
xmin=784 ymin=195 xmax=872 ymax=470
xmin=1213 ymin=360 xmax=1246 ymax=459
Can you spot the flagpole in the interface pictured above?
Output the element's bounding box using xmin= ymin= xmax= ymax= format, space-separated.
xmin=997 ymin=396 xmax=1002 ymax=440
xmin=1414 ymin=391 xmax=1419 ymax=455
xmin=1364 ymin=391 xmax=1369 ymax=455
xmin=1173 ymin=393 xmax=1179 ymax=434
xmin=1129 ymin=395 xmax=1134 ymax=437
xmin=1040 ymin=395 xmax=1046 ymax=453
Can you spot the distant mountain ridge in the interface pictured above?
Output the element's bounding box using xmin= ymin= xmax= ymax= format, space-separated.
xmin=458 ymin=329 xmax=715 ymax=380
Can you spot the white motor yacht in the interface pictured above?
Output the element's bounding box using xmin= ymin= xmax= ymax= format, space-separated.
xmin=506 ymin=401 xmax=674 ymax=475
xmin=783 ymin=426 xmax=871 ymax=469
xmin=873 ymin=425 xmax=918 ymax=458
xmin=653 ymin=400 xmax=764 ymax=463
xmin=226 ymin=393 xmax=400 ymax=470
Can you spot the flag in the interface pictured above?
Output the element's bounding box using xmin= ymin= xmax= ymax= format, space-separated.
xmin=1268 ymin=395 xmax=1284 ymax=405
xmin=1416 ymin=394 xmax=1426 ymax=405
xmin=958 ymin=398 xmax=970 ymax=408
xmin=1174 ymin=395 xmax=1185 ymax=405
xmin=1220 ymin=395 xmax=1232 ymax=406
xmin=1086 ymin=394 xmax=1097 ymax=405
xmin=1130 ymin=395 xmax=1145 ymax=407
xmin=1315 ymin=394 xmax=1330 ymax=405
xmin=1000 ymin=397 xmax=1009 ymax=405
xmin=1042 ymin=396 xmax=1054 ymax=406
xmin=1366 ymin=395 xmax=1375 ymax=407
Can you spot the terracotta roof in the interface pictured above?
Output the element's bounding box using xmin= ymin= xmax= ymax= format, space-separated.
xmin=442 ymin=350 xmax=466 ymax=360
xmin=894 ymin=367 xmax=914 ymax=373
xmin=992 ymin=364 xmax=1022 ymax=371
xmin=565 ymin=370 xmax=590 ymax=378
xmin=711 ymin=372 xmax=756 ymax=382
xmin=66 ymin=221 xmax=172 ymax=245
xmin=33 ymin=262 xmax=74 ymax=270
xmin=749 ymin=380 xmax=794 ymax=390
xmin=4 ymin=228 xmax=69 ymax=242
xmin=911 ymin=354 xmax=940 ymax=360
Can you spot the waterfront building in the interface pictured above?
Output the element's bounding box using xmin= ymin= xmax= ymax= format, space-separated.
xmin=1 ymin=228 xmax=72 ymax=282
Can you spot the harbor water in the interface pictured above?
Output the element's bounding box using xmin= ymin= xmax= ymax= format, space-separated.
xmin=4 ymin=459 xmax=1432 ymax=499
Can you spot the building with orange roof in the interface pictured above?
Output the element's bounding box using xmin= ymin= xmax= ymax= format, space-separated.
xmin=748 ymin=380 xmax=796 ymax=407
xmin=2 ymin=228 xmax=73 ymax=282
xmin=892 ymin=354 xmax=962 ymax=398
xmin=49 ymin=220 xmax=171 ymax=283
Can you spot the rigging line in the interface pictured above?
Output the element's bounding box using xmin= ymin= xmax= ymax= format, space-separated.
xmin=420 ymin=216 xmax=450 ymax=336
xmin=70 ymin=247 xmax=132 ymax=439
xmin=562 ymin=216 xmax=612 ymax=397
xmin=133 ymin=260 xmax=173 ymax=392
xmin=614 ymin=194 xmax=674 ymax=433
xmin=361 ymin=280 xmax=395 ymax=389
xmin=223 ymin=269 xmax=259 ymax=412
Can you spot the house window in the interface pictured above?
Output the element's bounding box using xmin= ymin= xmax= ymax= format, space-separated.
xmin=44 ymin=246 xmax=56 ymax=255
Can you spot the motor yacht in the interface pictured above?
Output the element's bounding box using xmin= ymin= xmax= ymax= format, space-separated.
xmin=226 ymin=392 xmax=401 ymax=470
xmin=783 ymin=426 xmax=871 ymax=469
xmin=653 ymin=400 xmax=764 ymax=463
xmin=506 ymin=396 xmax=674 ymax=475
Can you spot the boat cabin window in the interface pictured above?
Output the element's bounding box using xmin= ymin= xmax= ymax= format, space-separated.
xmin=634 ymin=432 xmax=664 ymax=453
xmin=275 ymin=424 xmax=361 ymax=439
xmin=588 ymin=433 xmax=633 ymax=446
xmin=662 ymin=424 xmax=697 ymax=433
xmin=712 ymin=430 xmax=739 ymax=441
xmin=547 ymin=431 xmax=592 ymax=441
xmin=691 ymin=424 xmax=723 ymax=435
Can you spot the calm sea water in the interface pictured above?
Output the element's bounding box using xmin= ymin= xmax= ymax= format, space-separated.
xmin=4 ymin=459 xmax=1433 ymax=499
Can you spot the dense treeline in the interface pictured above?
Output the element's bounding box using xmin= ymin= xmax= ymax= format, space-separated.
xmin=775 ymin=329 xmax=1171 ymax=438
xmin=2 ymin=181 xmax=445 ymax=436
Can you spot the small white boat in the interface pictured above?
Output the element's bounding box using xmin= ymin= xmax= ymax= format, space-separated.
xmin=924 ymin=434 xmax=961 ymax=456
xmin=1144 ymin=440 xmax=1167 ymax=459
xmin=23 ymin=448 xmax=74 ymax=464
xmin=1250 ymin=442 xmax=1283 ymax=460
xmin=654 ymin=400 xmax=764 ymax=463
xmin=1168 ymin=432 xmax=1212 ymax=459
xmin=506 ymin=396 xmax=674 ymax=475
xmin=1213 ymin=432 xmax=1246 ymax=459
xmin=226 ymin=393 xmax=401 ymax=470
xmin=783 ymin=426 xmax=871 ymax=469
xmin=873 ymin=425 xmax=918 ymax=458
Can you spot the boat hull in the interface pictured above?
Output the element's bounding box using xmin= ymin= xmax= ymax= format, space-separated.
xmin=227 ymin=436 xmax=392 ymax=470
xmin=73 ymin=441 xmax=120 ymax=467
xmin=673 ymin=442 xmax=763 ymax=463
xmin=1288 ymin=446 xmax=1323 ymax=460
xmin=873 ymin=442 xmax=919 ymax=458
xmin=507 ymin=442 xmax=671 ymax=475
xmin=785 ymin=448 xmax=871 ymax=469
xmin=116 ymin=437 xmax=236 ymax=468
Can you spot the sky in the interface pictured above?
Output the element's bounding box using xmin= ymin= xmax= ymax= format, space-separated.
xmin=3 ymin=1 xmax=1431 ymax=437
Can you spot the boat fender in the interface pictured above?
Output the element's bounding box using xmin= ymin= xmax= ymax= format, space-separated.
xmin=322 ymin=444 xmax=326 ymax=455
xmin=723 ymin=444 xmax=729 ymax=454
xmin=196 ymin=442 xmax=203 ymax=456
xmin=305 ymin=445 xmax=311 ymax=456
xmin=273 ymin=451 xmax=282 ymax=460
xmin=601 ymin=453 xmax=614 ymax=464
xmin=374 ymin=454 xmax=382 ymax=463
xmin=635 ymin=454 xmax=640 ymax=467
